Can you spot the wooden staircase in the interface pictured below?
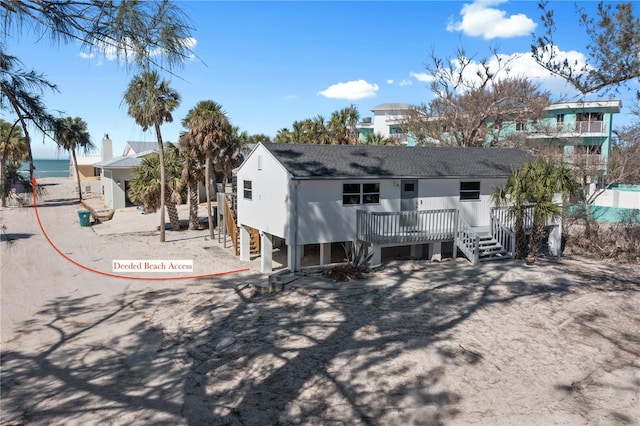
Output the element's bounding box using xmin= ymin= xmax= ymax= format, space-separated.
xmin=223 ymin=194 xmax=259 ymax=256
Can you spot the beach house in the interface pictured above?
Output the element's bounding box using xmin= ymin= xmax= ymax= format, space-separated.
xmin=95 ymin=141 xmax=158 ymax=209
xmin=234 ymin=142 xmax=534 ymax=273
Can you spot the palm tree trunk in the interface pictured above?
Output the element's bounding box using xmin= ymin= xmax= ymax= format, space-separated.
xmin=71 ymin=149 xmax=83 ymax=202
xmin=205 ymin=153 xmax=215 ymax=239
xmin=188 ymin=180 xmax=199 ymax=230
xmin=165 ymin=190 xmax=180 ymax=230
xmin=515 ymin=216 xmax=527 ymax=259
xmin=155 ymin=124 xmax=166 ymax=243
xmin=1 ymin=154 xmax=6 ymax=208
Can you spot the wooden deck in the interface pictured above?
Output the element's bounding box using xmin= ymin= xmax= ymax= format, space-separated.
xmin=357 ymin=209 xmax=458 ymax=245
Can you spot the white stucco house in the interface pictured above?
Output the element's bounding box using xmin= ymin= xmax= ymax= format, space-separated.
xmin=357 ymin=103 xmax=413 ymax=144
xmin=236 ymin=142 xmax=534 ymax=273
xmin=95 ymin=142 xmax=158 ymax=210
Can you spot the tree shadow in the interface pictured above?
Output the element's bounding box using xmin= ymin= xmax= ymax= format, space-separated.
xmin=1 ymin=259 xmax=639 ymax=424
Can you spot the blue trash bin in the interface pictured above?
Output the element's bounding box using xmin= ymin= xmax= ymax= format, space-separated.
xmin=78 ymin=210 xmax=91 ymax=227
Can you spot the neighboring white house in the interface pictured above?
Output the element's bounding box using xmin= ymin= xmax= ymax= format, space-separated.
xmin=95 ymin=141 xmax=158 ymax=210
xmin=70 ymin=133 xmax=113 ymax=182
xmin=236 ymin=142 xmax=532 ymax=273
xmin=357 ymin=103 xmax=413 ymax=144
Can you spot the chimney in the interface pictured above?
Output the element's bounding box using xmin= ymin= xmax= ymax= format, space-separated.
xmin=102 ymin=134 xmax=113 ymax=162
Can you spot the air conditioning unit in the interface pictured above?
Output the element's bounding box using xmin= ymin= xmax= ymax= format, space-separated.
xmin=362 ymin=117 xmax=372 ymax=124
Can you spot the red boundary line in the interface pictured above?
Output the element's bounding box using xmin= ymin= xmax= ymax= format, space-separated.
xmin=31 ymin=178 xmax=251 ymax=281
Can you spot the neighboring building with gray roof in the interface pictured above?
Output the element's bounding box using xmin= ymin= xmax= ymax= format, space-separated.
xmin=123 ymin=142 xmax=158 ymax=156
xmin=235 ymin=142 xmax=531 ymax=273
xmin=95 ymin=142 xmax=159 ymax=210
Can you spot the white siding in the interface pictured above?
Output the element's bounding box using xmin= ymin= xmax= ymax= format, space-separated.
xmin=419 ymin=178 xmax=504 ymax=227
xmin=237 ymin=145 xmax=291 ymax=239
xmin=236 ymin=144 xmax=509 ymax=245
xmin=296 ymin=180 xmax=397 ymax=245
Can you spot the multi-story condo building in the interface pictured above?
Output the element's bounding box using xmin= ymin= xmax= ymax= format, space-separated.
xmin=357 ymin=99 xmax=622 ymax=178
xmin=523 ymin=99 xmax=621 ymax=176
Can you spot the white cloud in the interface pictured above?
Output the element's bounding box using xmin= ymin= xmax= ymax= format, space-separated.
xmin=447 ymin=0 xmax=536 ymax=40
xmin=284 ymin=94 xmax=298 ymax=100
xmin=387 ymin=79 xmax=394 ymax=84
xmin=439 ymin=46 xmax=587 ymax=96
xmin=318 ymin=80 xmax=379 ymax=100
xmin=409 ymin=71 xmax=434 ymax=83
xmin=399 ymin=79 xmax=413 ymax=87
xmin=79 ymin=51 xmax=95 ymax=59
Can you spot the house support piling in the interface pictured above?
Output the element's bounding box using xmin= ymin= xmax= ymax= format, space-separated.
xmin=239 ymin=225 xmax=251 ymax=261
xmin=320 ymin=243 xmax=331 ymax=265
xmin=288 ymin=244 xmax=302 ymax=272
xmin=429 ymin=242 xmax=442 ymax=261
xmin=260 ymin=232 xmax=273 ymax=273
xmin=370 ymin=243 xmax=382 ymax=265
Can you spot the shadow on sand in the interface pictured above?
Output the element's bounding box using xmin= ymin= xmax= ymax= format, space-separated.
xmin=1 ymin=259 xmax=639 ymax=424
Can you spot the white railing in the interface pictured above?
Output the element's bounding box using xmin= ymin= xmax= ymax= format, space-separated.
xmin=490 ymin=204 xmax=535 ymax=232
xmin=489 ymin=211 xmax=515 ymax=259
xmin=357 ymin=209 xmax=458 ymax=245
xmin=455 ymin=218 xmax=479 ymax=265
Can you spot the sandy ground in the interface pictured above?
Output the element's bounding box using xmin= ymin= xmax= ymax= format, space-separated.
xmin=1 ymin=178 xmax=639 ymax=425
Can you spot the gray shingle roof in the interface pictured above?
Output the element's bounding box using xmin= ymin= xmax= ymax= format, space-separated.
xmin=124 ymin=142 xmax=158 ymax=155
xmin=263 ymin=143 xmax=530 ymax=179
xmin=94 ymin=156 xmax=145 ymax=169
xmin=370 ymin=102 xmax=411 ymax=111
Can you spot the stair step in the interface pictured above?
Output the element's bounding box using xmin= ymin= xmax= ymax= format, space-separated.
xmin=479 ymin=242 xmax=502 ymax=250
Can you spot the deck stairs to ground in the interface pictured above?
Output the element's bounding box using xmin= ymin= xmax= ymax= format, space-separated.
xmin=222 ymin=193 xmax=259 ymax=256
xmin=455 ymin=219 xmax=513 ymax=265
xmin=476 ymin=230 xmax=509 ymax=261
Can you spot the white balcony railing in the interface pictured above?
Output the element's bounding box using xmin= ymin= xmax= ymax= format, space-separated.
xmin=357 ymin=209 xmax=458 ymax=245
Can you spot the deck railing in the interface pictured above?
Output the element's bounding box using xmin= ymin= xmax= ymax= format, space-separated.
xmin=455 ymin=217 xmax=479 ymax=265
xmin=490 ymin=204 xmax=535 ymax=232
xmin=357 ymin=209 xmax=458 ymax=245
xmin=489 ymin=211 xmax=515 ymax=258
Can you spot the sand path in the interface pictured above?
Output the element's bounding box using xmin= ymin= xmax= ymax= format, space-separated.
xmin=1 ymin=178 xmax=639 ymax=425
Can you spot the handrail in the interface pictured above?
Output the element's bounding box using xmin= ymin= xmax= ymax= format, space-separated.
xmin=455 ymin=217 xmax=479 ymax=265
xmin=490 ymin=211 xmax=515 ymax=258
xmin=357 ymin=209 xmax=457 ymax=245
xmin=224 ymin=194 xmax=239 ymax=256
xmin=490 ymin=204 xmax=535 ymax=232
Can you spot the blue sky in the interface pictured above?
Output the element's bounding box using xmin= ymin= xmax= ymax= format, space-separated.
xmin=6 ymin=0 xmax=639 ymax=158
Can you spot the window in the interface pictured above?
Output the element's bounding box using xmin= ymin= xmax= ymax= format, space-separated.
xmin=460 ymin=182 xmax=480 ymax=200
xmin=342 ymin=183 xmax=380 ymax=205
xmin=362 ymin=183 xmax=380 ymax=204
xmin=515 ymin=121 xmax=526 ymax=132
xmin=556 ymin=114 xmax=564 ymax=124
xmin=243 ymin=180 xmax=252 ymax=200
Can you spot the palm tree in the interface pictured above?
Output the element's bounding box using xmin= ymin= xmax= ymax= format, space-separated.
xmin=216 ymin=126 xmax=248 ymax=187
xmin=179 ymin=132 xmax=204 ymax=230
xmin=182 ymin=100 xmax=232 ymax=239
xmin=1 ymin=50 xmax=57 ymax=182
xmin=492 ymin=166 xmax=530 ymax=258
xmin=53 ymin=116 xmax=94 ymax=202
xmin=493 ymin=158 xmax=579 ymax=259
xmin=127 ymin=148 xmax=182 ymax=231
xmin=0 ymin=120 xmax=28 ymax=207
xmin=364 ymin=132 xmax=395 ymax=146
xmin=123 ymin=71 xmax=180 ymax=242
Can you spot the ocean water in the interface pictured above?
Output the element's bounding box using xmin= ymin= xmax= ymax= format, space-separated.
xmin=19 ymin=159 xmax=70 ymax=178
